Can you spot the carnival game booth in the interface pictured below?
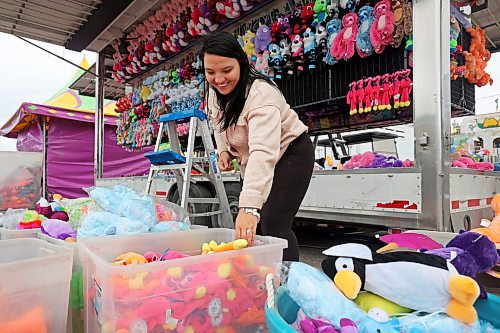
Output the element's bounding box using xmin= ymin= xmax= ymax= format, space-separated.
xmin=0 ymin=59 xmax=151 ymax=198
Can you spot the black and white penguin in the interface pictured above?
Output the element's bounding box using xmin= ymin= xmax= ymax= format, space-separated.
xmin=321 ymin=243 xmax=480 ymax=324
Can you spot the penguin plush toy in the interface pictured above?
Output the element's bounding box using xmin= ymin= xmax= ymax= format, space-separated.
xmin=321 ymin=243 xmax=480 ymax=324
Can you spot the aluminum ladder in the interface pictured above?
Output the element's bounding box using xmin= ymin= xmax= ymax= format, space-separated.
xmin=144 ymin=109 xmax=233 ymax=228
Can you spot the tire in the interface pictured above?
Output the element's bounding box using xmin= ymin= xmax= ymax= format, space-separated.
xmin=171 ymin=183 xmax=213 ymax=227
xmin=210 ymin=182 xmax=241 ymax=229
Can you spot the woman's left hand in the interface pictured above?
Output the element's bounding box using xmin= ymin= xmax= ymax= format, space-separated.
xmin=235 ymin=210 xmax=258 ymax=245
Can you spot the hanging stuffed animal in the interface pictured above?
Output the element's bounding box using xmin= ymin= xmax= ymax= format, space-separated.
xmin=356 ymin=5 xmax=375 ymax=58
xmin=339 ymin=0 xmax=359 ymax=16
xmin=327 ymin=0 xmax=340 ymax=20
xmin=314 ymin=21 xmax=328 ymax=59
xmin=324 ymin=18 xmax=342 ymax=65
xmin=331 ymin=13 xmax=359 ymax=61
xmin=279 ymin=37 xmax=294 ymax=78
xmin=370 ymin=0 xmax=395 ymax=54
xmin=255 ymin=50 xmax=270 ymax=76
xmin=390 ymin=0 xmax=404 ymax=48
xmin=312 ymin=0 xmax=328 ymax=27
xmin=391 ymin=71 xmax=401 ymax=108
xmin=399 ymin=69 xmax=412 ymax=107
xmin=355 ymin=79 xmax=365 ymax=113
xmin=322 ymin=243 xmax=481 ymax=324
xmin=372 ymin=75 xmax=381 ymax=111
xmin=363 ymin=77 xmax=373 ymax=112
xmin=290 ymin=34 xmax=305 ymax=75
xmin=268 ymin=43 xmax=283 ymax=80
xmin=299 ymin=3 xmax=315 ymax=34
xmin=242 ymin=30 xmax=257 ymax=63
xmin=303 ymin=27 xmax=317 ymax=71
xmin=347 ymin=82 xmax=358 ymax=115
xmin=254 ymin=24 xmax=272 ymax=53
xmin=380 ymin=73 xmax=393 ymax=110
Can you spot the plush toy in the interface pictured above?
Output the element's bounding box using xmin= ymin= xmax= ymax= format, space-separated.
xmin=303 ymin=27 xmax=318 ymax=71
xmin=290 ymin=34 xmax=305 ymax=75
xmin=424 ymin=231 xmax=500 ymax=299
xmin=35 ymin=197 xmax=53 ymax=218
xmin=356 ymin=79 xmax=365 ymax=113
xmin=331 ymin=13 xmax=359 ymax=61
xmin=356 ymin=5 xmax=375 ymax=58
xmin=379 ymin=73 xmax=392 ymax=110
xmin=370 ymin=0 xmax=395 ymax=54
xmin=312 ymin=0 xmax=328 ymax=27
xmin=471 ymin=194 xmax=500 ymax=244
xmin=391 ymin=71 xmax=401 ymax=108
xmin=314 ymin=21 xmax=328 ymax=59
xmin=278 ymin=14 xmax=293 ymax=36
xmin=242 ymin=30 xmax=257 ymax=63
xmin=324 ymin=18 xmax=343 ymax=65
xmin=327 ymin=0 xmax=339 ymax=19
xmin=268 ymin=42 xmax=283 ymax=80
xmin=363 ymin=77 xmax=373 ymax=112
xmin=255 ymin=50 xmax=270 ymax=76
xmin=254 ymin=24 xmax=272 ymax=53
xmin=347 ymin=82 xmax=358 ymax=115
xmin=279 ymin=37 xmax=294 ymax=78
xmin=17 ymin=210 xmax=44 ymax=229
xmin=201 ymin=239 xmax=248 ymax=254
xmin=339 ymin=0 xmax=360 ymax=16
xmin=322 ymin=243 xmax=481 ymax=324
xmin=299 ymin=3 xmax=315 ymax=34
xmin=399 ymin=69 xmax=412 ymax=107
xmin=113 ymin=252 xmax=148 ymax=265
xmin=0 ymin=307 xmax=47 ymax=333
xmin=41 ymin=219 xmax=76 ymax=240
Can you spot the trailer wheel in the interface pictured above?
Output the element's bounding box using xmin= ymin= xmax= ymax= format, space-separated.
xmin=210 ymin=182 xmax=241 ymax=229
xmin=171 ymin=183 xmax=212 ymax=227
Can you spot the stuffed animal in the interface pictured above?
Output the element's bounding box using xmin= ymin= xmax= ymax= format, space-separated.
xmin=268 ymin=42 xmax=283 ymax=80
xmin=278 ymin=14 xmax=292 ymax=36
xmin=242 ymin=30 xmax=257 ymax=63
xmin=322 ymin=243 xmax=481 ymax=324
xmin=254 ymin=24 xmax=272 ymax=53
xmin=279 ymin=37 xmax=294 ymax=78
xmin=312 ymin=0 xmax=328 ymax=27
xmin=356 ymin=79 xmax=365 ymax=113
xmin=363 ymin=77 xmax=373 ymax=112
xmin=303 ymin=27 xmax=318 ymax=71
xmin=370 ymin=0 xmax=395 ymax=54
xmin=339 ymin=0 xmax=360 ymax=16
xmin=424 ymin=231 xmax=500 ymax=299
xmin=379 ymin=73 xmax=392 ymax=110
xmin=0 ymin=307 xmax=48 ymax=333
xmin=471 ymin=194 xmax=500 ymax=244
xmin=255 ymin=50 xmax=270 ymax=76
xmin=314 ymin=21 xmax=328 ymax=58
xmin=399 ymin=69 xmax=412 ymax=107
xmin=331 ymin=13 xmax=359 ymax=61
xmin=290 ymin=34 xmax=305 ymax=75
xmin=299 ymin=3 xmax=315 ymax=34
xmin=327 ymin=0 xmax=339 ymax=19
xmin=390 ymin=0 xmax=404 ymax=48
xmin=356 ymin=5 xmax=375 ymax=58
xmin=324 ymin=18 xmax=343 ymax=65
xmin=347 ymin=82 xmax=358 ymax=115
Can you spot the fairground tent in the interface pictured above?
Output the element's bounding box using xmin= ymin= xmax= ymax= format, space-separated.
xmin=0 ymin=58 xmax=151 ymax=198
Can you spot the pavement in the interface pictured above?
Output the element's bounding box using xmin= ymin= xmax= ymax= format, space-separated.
xmin=295 ymin=224 xmax=388 ymax=268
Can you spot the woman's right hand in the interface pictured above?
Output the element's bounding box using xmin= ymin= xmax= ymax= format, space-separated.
xmin=218 ymin=151 xmax=234 ymax=171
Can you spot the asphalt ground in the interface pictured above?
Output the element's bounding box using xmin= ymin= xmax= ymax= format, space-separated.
xmin=294 ymin=223 xmax=388 ymax=268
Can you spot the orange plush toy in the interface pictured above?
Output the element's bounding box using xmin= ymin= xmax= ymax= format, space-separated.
xmin=0 ymin=307 xmax=47 ymax=333
xmin=471 ymin=194 xmax=500 ymax=245
xmin=464 ymin=26 xmax=493 ymax=87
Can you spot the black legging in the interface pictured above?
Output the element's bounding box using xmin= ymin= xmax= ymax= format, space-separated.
xmin=255 ymin=132 xmax=314 ymax=261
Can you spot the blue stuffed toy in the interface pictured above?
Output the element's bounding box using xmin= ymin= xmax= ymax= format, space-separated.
xmin=356 ymin=5 xmax=375 ymax=58
xmin=303 ymin=27 xmax=317 ymax=71
xmin=324 ymin=18 xmax=342 ymax=65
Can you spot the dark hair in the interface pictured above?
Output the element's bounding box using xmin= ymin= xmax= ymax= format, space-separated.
xmin=201 ymin=31 xmax=278 ymax=131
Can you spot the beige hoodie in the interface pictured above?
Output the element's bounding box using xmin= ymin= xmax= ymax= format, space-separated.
xmin=208 ymin=79 xmax=308 ymax=209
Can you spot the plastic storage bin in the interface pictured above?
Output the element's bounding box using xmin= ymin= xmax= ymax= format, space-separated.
xmin=0 ymin=227 xmax=41 ymax=240
xmin=79 ymin=228 xmax=287 ymax=333
xmin=0 ymin=238 xmax=73 ymax=332
xmin=39 ymin=233 xmax=83 ymax=333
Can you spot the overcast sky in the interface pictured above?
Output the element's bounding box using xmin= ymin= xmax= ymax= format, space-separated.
xmin=0 ymin=32 xmax=499 ymax=152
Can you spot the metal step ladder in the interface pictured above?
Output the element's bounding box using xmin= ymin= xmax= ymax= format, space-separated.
xmin=144 ymin=109 xmax=233 ymax=228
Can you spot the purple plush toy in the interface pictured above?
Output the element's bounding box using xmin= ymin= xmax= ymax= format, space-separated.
xmin=254 ymin=24 xmax=272 ymax=54
xmin=425 ymin=231 xmax=500 ymax=299
xmin=41 ymin=219 xmax=77 ymax=240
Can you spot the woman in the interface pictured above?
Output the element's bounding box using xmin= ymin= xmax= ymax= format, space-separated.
xmin=202 ymin=31 xmax=314 ymax=261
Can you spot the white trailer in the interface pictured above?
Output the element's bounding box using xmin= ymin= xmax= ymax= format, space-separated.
xmin=89 ymin=0 xmax=500 ymax=232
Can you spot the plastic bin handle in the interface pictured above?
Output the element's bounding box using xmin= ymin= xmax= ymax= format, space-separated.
xmin=38 ymin=248 xmax=55 ymax=256
xmin=266 ymin=273 xmax=275 ymax=309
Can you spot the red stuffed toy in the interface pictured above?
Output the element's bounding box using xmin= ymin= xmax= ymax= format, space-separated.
xmin=399 ymin=69 xmax=412 ymax=107
xmin=380 ymin=73 xmax=393 ymax=110
xmin=331 ymin=13 xmax=359 ymax=61
xmin=363 ymin=77 xmax=373 ymax=112
xmin=372 ymin=75 xmax=382 ymax=111
xmin=392 ymin=71 xmax=402 ymax=109
xmin=347 ymin=82 xmax=358 ymax=115
xmin=356 ymin=79 xmax=365 ymax=113
xmin=370 ymin=0 xmax=395 ymax=54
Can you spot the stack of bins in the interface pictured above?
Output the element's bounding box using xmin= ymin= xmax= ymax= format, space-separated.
xmin=39 ymin=233 xmax=84 ymax=333
xmin=0 ymin=238 xmax=73 ymax=332
xmin=79 ymin=228 xmax=287 ymax=333
xmin=0 ymin=227 xmax=41 ymax=240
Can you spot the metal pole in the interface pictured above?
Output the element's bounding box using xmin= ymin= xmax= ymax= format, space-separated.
xmin=94 ymin=51 xmax=105 ymax=183
xmin=42 ymin=116 xmax=47 ymax=198
xmin=413 ymin=0 xmax=452 ymax=231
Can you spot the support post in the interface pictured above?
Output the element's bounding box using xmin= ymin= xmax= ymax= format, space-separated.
xmin=42 ymin=116 xmax=47 ymax=198
xmin=94 ymin=51 xmax=105 ymax=183
xmin=413 ymin=0 xmax=452 ymax=231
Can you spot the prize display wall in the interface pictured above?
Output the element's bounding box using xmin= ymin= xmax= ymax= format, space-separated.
xmin=110 ymin=0 xmax=488 ymax=148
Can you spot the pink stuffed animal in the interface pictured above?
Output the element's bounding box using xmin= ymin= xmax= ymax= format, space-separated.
xmin=356 ymin=79 xmax=365 ymax=113
xmin=370 ymin=0 xmax=395 ymax=54
xmin=331 ymin=13 xmax=359 ymax=60
xmin=364 ymin=77 xmax=373 ymax=112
